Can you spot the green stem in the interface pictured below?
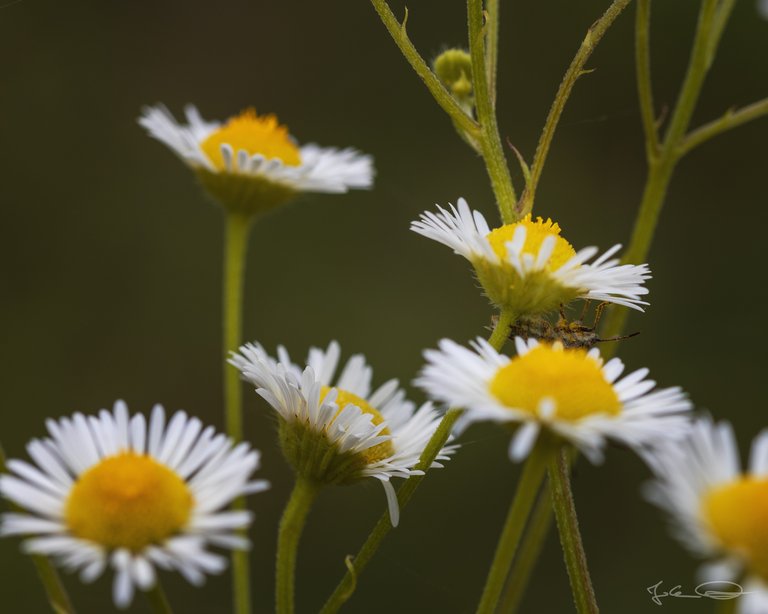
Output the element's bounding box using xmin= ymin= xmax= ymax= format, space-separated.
xmin=467 ymin=0 xmax=518 ymax=223
xmin=601 ymin=0 xmax=719 ymax=341
xmin=276 ymin=479 xmax=321 ymax=614
xmin=678 ymin=97 xmax=768 ymax=157
xmin=475 ymin=437 xmax=557 ymax=614
xmin=369 ymin=0 xmax=479 ymax=136
xmin=635 ymin=0 xmax=659 ymax=160
xmin=224 ymin=211 xmax=252 ymax=442
xmin=319 ymin=310 xmax=516 ymax=613
xmin=497 ymin=482 xmax=553 ymax=614
xmin=706 ymin=0 xmax=737 ymax=69
xmin=29 ymin=555 xmax=76 ymax=614
xmin=0 ymin=445 xmax=76 ymax=614
xmin=222 ymin=210 xmax=254 ymax=614
xmin=518 ymin=0 xmax=632 ymax=217
xmin=487 ymin=308 xmax=516 ymax=349
xmin=485 ymin=0 xmax=500 ymax=108
xmin=145 ymin=581 xmax=174 ymax=614
xmin=549 ymin=449 xmax=598 ymax=614
xmin=659 ymin=0 xmax=718 ymax=150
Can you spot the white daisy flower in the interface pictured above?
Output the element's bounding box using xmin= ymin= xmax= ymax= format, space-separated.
xmin=229 ymin=341 xmax=452 ymax=527
xmin=138 ymin=104 xmax=374 ymax=214
xmin=410 ymin=198 xmax=650 ymax=316
xmin=416 ymin=336 xmax=692 ymax=463
xmin=644 ymin=417 xmax=768 ymax=613
xmin=0 ymin=401 xmax=269 ymax=609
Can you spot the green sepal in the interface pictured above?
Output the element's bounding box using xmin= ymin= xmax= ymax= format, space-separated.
xmin=196 ymin=169 xmax=298 ymax=217
xmin=278 ymin=418 xmax=369 ymax=486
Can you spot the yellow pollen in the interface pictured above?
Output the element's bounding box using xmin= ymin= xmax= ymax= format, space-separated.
xmin=65 ymin=453 xmax=193 ymax=552
xmin=703 ymin=477 xmax=768 ymax=581
xmin=486 ymin=215 xmax=577 ymax=270
xmin=320 ymin=386 xmax=394 ymax=464
xmin=489 ymin=345 xmax=621 ymax=421
xmin=201 ymin=108 xmax=302 ymax=171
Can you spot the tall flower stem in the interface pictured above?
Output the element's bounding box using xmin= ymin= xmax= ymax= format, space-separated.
xmin=222 ymin=210 xmax=254 ymax=614
xmin=497 ymin=480 xmax=552 ymax=613
xmin=319 ymin=309 xmax=516 ymax=613
xmin=475 ymin=437 xmax=557 ymax=614
xmin=548 ymin=449 xmax=598 ymax=614
xmin=0 ymin=445 xmax=76 ymax=614
xmin=275 ymin=478 xmax=321 ymax=614
xmin=145 ymin=582 xmax=174 ymax=614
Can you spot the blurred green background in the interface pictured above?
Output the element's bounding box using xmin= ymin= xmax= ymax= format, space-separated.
xmin=1 ymin=1 xmax=767 ymax=612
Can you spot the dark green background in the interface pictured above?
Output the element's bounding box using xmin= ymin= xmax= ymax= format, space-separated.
xmin=2 ymin=1 xmax=767 ymax=612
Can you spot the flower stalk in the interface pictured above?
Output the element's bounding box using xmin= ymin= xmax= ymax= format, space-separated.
xmin=145 ymin=582 xmax=174 ymax=614
xmin=467 ymin=0 xmax=518 ymax=223
xmin=548 ymin=449 xmax=598 ymax=614
xmin=475 ymin=436 xmax=557 ymax=614
xmin=223 ymin=210 xmax=255 ymax=614
xmin=276 ymin=478 xmax=321 ymax=614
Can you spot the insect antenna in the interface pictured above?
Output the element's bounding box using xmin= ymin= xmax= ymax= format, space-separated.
xmin=595 ymin=331 xmax=640 ymax=343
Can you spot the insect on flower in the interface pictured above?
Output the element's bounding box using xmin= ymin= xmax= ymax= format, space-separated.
xmin=491 ymin=302 xmax=639 ymax=349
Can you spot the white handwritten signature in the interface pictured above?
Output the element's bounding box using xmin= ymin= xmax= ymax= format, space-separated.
xmin=647 ymin=580 xmax=753 ymax=606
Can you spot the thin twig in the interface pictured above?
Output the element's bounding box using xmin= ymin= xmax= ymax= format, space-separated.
xmin=518 ymin=0 xmax=633 ymax=217
xmin=678 ymin=97 xmax=768 ymax=157
xmin=635 ymin=0 xmax=659 ymax=160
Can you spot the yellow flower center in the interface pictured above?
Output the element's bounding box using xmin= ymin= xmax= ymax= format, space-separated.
xmin=703 ymin=477 xmax=768 ymax=581
xmin=486 ymin=215 xmax=577 ymax=271
xmin=65 ymin=452 xmax=193 ymax=552
xmin=200 ymin=109 xmax=302 ymax=171
xmin=489 ymin=345 xmax=621 ymax=421
xmin=320 ymin=386 xmax=394 ymax=463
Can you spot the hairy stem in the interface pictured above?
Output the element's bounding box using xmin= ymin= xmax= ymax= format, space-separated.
xmin=476 ymin=438 xmax=557 ymax=614
xmin=549 ymin=449 xmax=598 ymax=614
xmin=222 ymin=210 xmax=254 ymax=614
xmin=276 ymin=479 xmax=321 ymax=614
xmin=485 ymin=0 xmax=500 ymax=107
xmin=497 ymin=481 xmax=553 ymax=613
xmin=468 ymin=0 xmax=518 ymax=223
xmin=518 ymin=0 xmax=633 ymax=216
xmin=678 ymin=97 xmax=768 ymax=157
xmin=635 ymin=0 xmax=659 ymax=160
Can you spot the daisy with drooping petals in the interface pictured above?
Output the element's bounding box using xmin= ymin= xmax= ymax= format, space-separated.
xmin=416 ymin=336 xmax=692 ymax=463
xmin=138 ymin=105 xmax=374 ymax=215
xmin=411 ymin=198 xmax=650 ymax=316
xmin=0 ymin=401 xmax=269 ymax=608
xmin=644 ymin=418 xmax=768 ymax=613
xmin=229 ymin=341 xmax=452 ymax=526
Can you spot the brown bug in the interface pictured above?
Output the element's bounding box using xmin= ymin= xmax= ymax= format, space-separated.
xmin=492 ymin=302 xmax=639 ymax=349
